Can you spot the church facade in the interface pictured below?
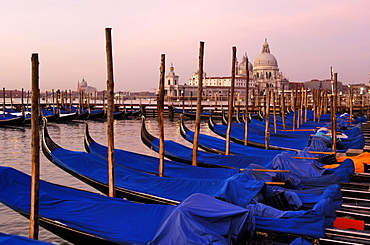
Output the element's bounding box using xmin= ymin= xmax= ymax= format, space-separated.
xmin=77 ymin=78 xmax=97 ymax=95
xmin=164 ymin=39 xmax=290 ymax=100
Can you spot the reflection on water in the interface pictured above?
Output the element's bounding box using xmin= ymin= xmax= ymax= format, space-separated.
xmin=0 ymin=117 xmax=211 ymax=244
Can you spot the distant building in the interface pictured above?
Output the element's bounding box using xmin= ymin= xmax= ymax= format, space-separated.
xmin=304 ymin=79 xmax=343 ymax=92
xmin=77 ymin=78 xmax=97 ymax=95
xmin=164 ymin=39 xmax=290 ymax=99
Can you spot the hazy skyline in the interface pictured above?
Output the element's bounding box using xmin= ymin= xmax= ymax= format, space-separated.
xmin=1 ymin=0 xmax=369 ymax=92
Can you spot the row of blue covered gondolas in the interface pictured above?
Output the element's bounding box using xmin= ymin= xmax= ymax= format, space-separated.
xmin=0 ymin=106 xmax=140 ymax=126
xmin=0 ymin=108 xmax=370 ymax=244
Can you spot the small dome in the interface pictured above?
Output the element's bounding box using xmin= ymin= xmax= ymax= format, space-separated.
xmin=239 ymin=61 xmax=253 ymax=71
xmin=79 ymin=78 xmax=87 ymax=87
xmin=238 ymin=53 xmax=253 ymax=75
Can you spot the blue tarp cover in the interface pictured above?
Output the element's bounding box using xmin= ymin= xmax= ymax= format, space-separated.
xmin=89 ymin=141 xmax=239 ymax=179
xmin=0 ymin=167 xmax=255 ymax=245
xmin=151 ymin=137 xmax=270 ymax=169
xmin=149 ymin=193 xmax=254 ymax=245
xmin=211 ymin=120 xmax=311 ymax=150
xmin=0 ymin=233 xmax=52 ymax=245
xmin=184 ymin=128 xmax=282 ymax=167
xmin=250 ymin=198 xmax=335 ymax=238
xmin=51 ymin=147 xmax=264 ymax=204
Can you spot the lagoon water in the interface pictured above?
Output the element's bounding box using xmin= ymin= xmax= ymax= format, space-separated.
xmin=0 ymin=116 xmax=212 ymax=244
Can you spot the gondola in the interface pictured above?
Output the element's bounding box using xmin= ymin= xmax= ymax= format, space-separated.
xmin=139 ymin=116 xmax=268 ymax=168
xmin=76 ymin=109 xmax=90 ymax=120
xmin=41 ymin=109 xmax=59 ymax=122
xmin=209 ymin=112 xmax=312 ymax=151
xmin=57 ymin=111 xmax=79 ymax=121
xmin=222 ymin=111 xmax=317 ymax=136
xmin=85 ymin=122 xmax=239 ymax=178
xmin=0 ymin=166 xmax=254 ymax=245
xmin=180 ymin=114 xmax=286 ymax=157
xmin=0 ymin=113 xmax=25 ymax=126
xmin=86 ymin=109 xmax=105 ymax=119
xmin=102 ymin=110 xmax=126 ymax=119
xmin=4 ymin=108 xmax=33 ymax=124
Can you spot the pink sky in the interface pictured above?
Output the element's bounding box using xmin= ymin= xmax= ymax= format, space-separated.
xmin=1 ymin=0 xmax=369 ymax=92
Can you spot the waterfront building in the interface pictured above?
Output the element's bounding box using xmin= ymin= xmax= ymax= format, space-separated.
xmin=164 ymin=39 xmax=290 ymax=100
xmin=304 ymin=79 xmax=343 ymax=92
xmin=77 ymin=78 xmax=97 ymax=95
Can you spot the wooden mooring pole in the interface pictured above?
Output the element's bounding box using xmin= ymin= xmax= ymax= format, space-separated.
xmin=158 ymin=54 xmax=165 ymax=177
xmin=331 ymin=73 xmax=338 ymax=153
xmin=244 ymin=56 xmax=249 ymax=145
xmin=29 ymin=53 xmax=40 ymax=240
xmin=105 ymin=27 xmax=116 ymax=198
xmin=265 ymin=84 xmax=270 ymax=149
xmin=191 ymin=41 xmax=205 ymax=166
xmin=225 ymin=46 xmax=236 ymax=155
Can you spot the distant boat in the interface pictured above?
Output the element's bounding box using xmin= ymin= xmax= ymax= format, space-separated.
xmin=0 ymin=113 xmax=25 ymax=126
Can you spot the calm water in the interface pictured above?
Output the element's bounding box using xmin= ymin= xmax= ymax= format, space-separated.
xmin=0 ymin=116 xmax=212 ymax=244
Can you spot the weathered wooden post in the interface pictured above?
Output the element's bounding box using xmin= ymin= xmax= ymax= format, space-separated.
xmin=225 ymin=46 xmax=237 ymax=155
xmin=105 ymin=27 xmax=116 ymax=198
xmin=191 ymin=41 xmax=205 ymax=166
xmin=21 ymin=88 xmax=24 ymax=116
xmin=29 ymin=53 xmax=40 ymax=240
xmin=158 ymin=54 xmax=165 ymax=177
xmin=244 ymin=57 xmax=249 ymax=145
xmin=272 ymin=89 xmax=277 ymax=133
xmin=349 ymin=85 xmax=353 ymax=126
xmin=2 ymin=88 xmax=5 ymax=116
xmin=281 ymin=85 xmax=286 ymax=130
xmin=265 ymin=84 xmax=270 ymax=149
xmin=331 ymin=73 xmax=338 ymax=153
xmin=304 ymin=88 xmax=308 ymax=122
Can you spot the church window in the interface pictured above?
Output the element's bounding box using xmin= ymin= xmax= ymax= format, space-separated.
xmin=168 ymin=80 xmax=170 ymax=85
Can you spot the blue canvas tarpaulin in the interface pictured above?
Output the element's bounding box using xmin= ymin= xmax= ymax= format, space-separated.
xmin=0 ymin=232 xmax=53 ymax=245
xmin=0 ymin=167 xmax=255 ymax=245
xmin=88 ymin=140 xmax=239 ymax=179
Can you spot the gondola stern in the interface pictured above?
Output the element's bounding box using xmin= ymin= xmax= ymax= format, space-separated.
xmin=208 ymin=111 xmax=216 ymax=131
xmin=179 ymin=114 xmax=190 ymax=140
xmin=84 ymin=123 xmax=95 ymax=153
xmin=41 ymin=118 xmax=61 ymax=162
xmin=140 ymin=116 xmax=156 ymax=149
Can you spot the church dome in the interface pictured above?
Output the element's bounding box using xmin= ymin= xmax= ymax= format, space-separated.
xmin=254 ymin=39 xmax=278 ymax=67
xmin=238 ymin=53 xmax=253 ymax=75
xmin=79 ymin=78 xmax=87 ymax=87
xmin=239 ymin=60 xmax=253 ymax=71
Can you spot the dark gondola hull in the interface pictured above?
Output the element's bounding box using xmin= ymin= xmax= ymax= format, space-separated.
xmin=0 ymin=114 xmax=25 ymax=126
xmin=57 ymin=112 xmax=79 ymax=121
xmin=42 ymin=120 xmax=179 ymax=205
xmin=86 ymin=110 xmax=105 ymax=119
